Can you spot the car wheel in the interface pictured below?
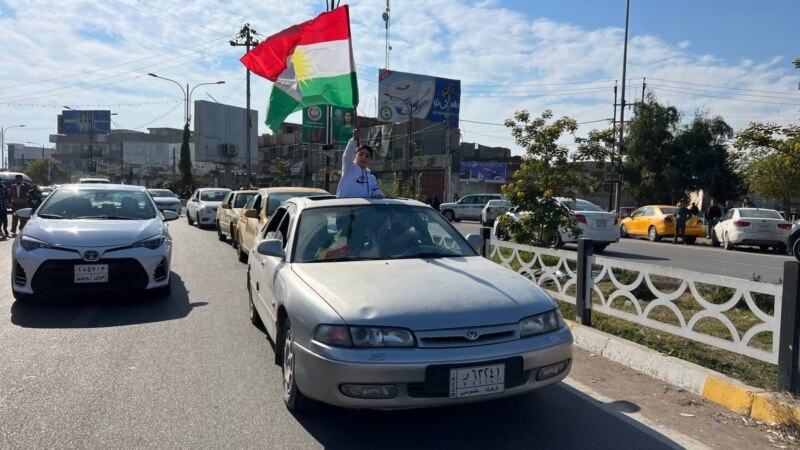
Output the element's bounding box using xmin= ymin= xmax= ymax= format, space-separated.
xmin=793 ymin=239 xmax=800 ymax=262
xmin=230 ymin=226 xmax=237 ymax=247
xmin=620 ymin=225 xmax=628 ymax=238
xmin=217 ymin=221 xmax=226 ymax=241
xmin=759 ymin=244 xmax=770 ymax=253
xmin=648 ymin=226 xmax=661 ymax=242
xmin=496 ymin=227 xmax=508 ymax=241
xmin=592 ymin=243 xmax=609 ymax=253
xmin=281 ymin=318 xmax=310 ymax=411
xmin=685 ymin=236 xmax=696 ymax=245
xmin=711 ymin=231 xmax=720 ymax=247
xmin=442 ymin=210 xmax=455 ymax=222
xmin=187 ymin=211 xmax=194 ymax=225
xmin=776 ymin=243 xmax=787 ymax=254
xmin=247 ymin=272 xmax=263 ymax=327
xmin=233 ymin=233 xmax=239 ymax=249
xmin=723 ymin=233 xmax=734 ymax=251
xmin=238 ymin=243 xmax=248 ymax=263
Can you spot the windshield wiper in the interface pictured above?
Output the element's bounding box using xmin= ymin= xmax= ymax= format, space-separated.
xmin=37 ymin=213 xmax=63 ymax=219
xmin=74 ymin=215 xmax=139 ymax=220
xmin=307 ymin=256 xmax=384 ymax=263
xmin=395 ymin=252 xmax=456 ymax=259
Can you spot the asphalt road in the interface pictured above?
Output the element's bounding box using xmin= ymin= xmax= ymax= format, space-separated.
xmin=455 ymin=221 xmax=792 ymax=283
xmin=0 ymin=220 xmax=779 ymax=449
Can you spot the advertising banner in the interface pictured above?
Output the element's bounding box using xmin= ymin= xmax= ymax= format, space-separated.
xmin=458 ymin=161 xmax=507 ymax=184
xmin=364 ymin=123 xmax=392 ymax=158
xmin=302 ymin=105 xmax=328 ymax=144
xmin=331 ymin=106 xmax=355 ymax=148
xmin=61 ymin=110 xmax=111 ymax=135
xmin=378 ymin=70 xmax=460 ymax=127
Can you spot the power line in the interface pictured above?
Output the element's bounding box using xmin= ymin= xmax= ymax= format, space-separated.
xmin=648 ymin=82 xmax=799 ymax=101
xmin=650 ymin=85 xmax=800 ymax=106
xmin=647 ymin=77 xmax=800 ymax=97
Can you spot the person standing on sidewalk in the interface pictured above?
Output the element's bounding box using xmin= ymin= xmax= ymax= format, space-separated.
xmin=673 ymin=201 xmax=691 ymax=245
xmin=705 ymin=199 xmax=722 ymax=239
xmin=9 ymin=174 xmax=31 ymax=235
xmin=0 ymin=182 xmax=10 ymax=238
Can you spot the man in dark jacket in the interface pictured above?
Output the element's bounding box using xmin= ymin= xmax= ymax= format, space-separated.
xmin=673 ymin=201 xmax=691 ymax=245
xmin=705 ymin=199 xmax=722 ymax=239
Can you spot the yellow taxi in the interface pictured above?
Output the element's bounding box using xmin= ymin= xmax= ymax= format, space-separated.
xmin=619 ymin=205 xmax=704 ymax=243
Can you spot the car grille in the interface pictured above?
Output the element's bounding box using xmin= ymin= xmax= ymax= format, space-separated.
xmin=31 ymin=258 xmax=149 ymax=294
xmin=407 ymin=357 xmax=528 ymax=398
xmin=13 ymin=262 xmax=27 ymax=286
xmin=415 ymin=324 xmax=519 ymax=348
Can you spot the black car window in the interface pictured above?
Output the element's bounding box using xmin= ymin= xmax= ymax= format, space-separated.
xmin=234 ymin=193 xmax=254 ymax=208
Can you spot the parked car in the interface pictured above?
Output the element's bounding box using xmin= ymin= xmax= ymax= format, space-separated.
xmin=619 ymin=205 xmax=703 ymax=243
xmin=10 ymin=184 xmax=179 ymax=301
xmin=493 ymin=198 xmax=619 ymax=252
xmin=0 ymin=171 xmax=32 ymax=188
xmin=216 ymin=190 xmax=256 ymax=244
xmin=235 ymin=187 xmax=329 ymax=262
xmin=246 ymin=196 xmax=572 ymax=411
xmin=185 ymin=188 xmax=231 ymax=228
xmin=439 ymin=193 xmax=505 ymax=222
xmin=712 ymin=208 xmax=790 ymax=252
xmin=78 ymin=177 xmax=111 ymax=184
xmin=39 ymin=185 xmax=59 ymax=198
xmin=481 ymin=199 xmax=511 ymax=227
xmin=147 ymin=188 xmax=182 ymax=216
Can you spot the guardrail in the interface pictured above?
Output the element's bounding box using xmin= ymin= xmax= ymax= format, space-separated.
xmin=484 ymin=231 xmax=800 ymax=393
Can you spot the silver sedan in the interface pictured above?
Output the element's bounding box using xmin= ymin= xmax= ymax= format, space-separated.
xmin=246 ymin=197 xmax=573 ymax=411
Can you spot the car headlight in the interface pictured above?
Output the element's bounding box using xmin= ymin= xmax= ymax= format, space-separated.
xmin=314 ymin=325 xmax=415 ymax=348
xmin=519 ymin=309 xmax=565 ymax=338
xmin=132 ymin=235 xmax=165 ymax=249
xmin=20 ymin=235 xmax=52 ymax=251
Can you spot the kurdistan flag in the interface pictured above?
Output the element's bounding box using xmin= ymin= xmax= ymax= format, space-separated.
xmin=240 ymin=6 xmax=359 ymax=131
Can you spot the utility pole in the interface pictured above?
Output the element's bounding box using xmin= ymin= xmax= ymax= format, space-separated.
xmin=442 ymin=83 xmax=456 ymax=204
xmin=231 ymin=24 xmax=260 ymax=187
xmin=610 ymin=81 xmax=618 ymax=211
xmin=615 ymin=0 xmax=631 ymax=214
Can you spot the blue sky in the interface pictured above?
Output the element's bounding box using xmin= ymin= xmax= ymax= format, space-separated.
xmin=0 ymin=0 xmax=797 ymax=158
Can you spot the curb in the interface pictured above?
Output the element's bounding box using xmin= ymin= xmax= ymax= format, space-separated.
xmin=568 ymin=321 xmax=800 ymax=425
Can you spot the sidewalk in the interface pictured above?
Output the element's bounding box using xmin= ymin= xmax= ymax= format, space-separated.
xmin=569 ymin=320 xmax=800 ymax=427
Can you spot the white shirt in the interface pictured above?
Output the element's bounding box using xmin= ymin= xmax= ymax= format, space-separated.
xmin=336 ymin=138 xmax=384 ymax=198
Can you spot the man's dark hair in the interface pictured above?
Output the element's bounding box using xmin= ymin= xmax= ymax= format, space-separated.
xmin=356 ymin=144 xmax=374 ymax=158
xmin=14 ymin=175 xmax=22 ymax=180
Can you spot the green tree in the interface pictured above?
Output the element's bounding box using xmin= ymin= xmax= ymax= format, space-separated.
xmin=274 ymin=159 xmax=291 ymax=186
xmin=499 ymin=109 xmax=613 ymax=246
xmin=740 ymin=152 xmax=800 ymax=213
xmin=25 ymin=158 xmax=67 ymax=185
xmin=179 ymin=123 xmax=192 ymax=188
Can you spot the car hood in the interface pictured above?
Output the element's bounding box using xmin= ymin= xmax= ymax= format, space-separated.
xmin=23 ymin=218 xmax=164 ymax=247
xmin=292 ymin=257 xmax=556 ymax=330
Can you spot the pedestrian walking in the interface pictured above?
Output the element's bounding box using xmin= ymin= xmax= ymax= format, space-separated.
xmin=705 ymin=199 xmax=722 ymax=239
xmin=673 ymin=201 xmax=691 ymax=245
xmin=689 ymin=202 xmax=700 ymax=217
xmin=724 ymin=200 xmax=734 ymax=213
xmin=9 ymin=174 xmax=31 ymax=235
xmin=0 ymin=182 xmax=10 ymax=237
xmin=431 ymin=194 xmax=441 ymax=211
xmin=742 ymin=196 xmax=757 ymax=208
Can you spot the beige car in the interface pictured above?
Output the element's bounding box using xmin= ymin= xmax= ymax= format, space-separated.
xmin=236 ymin=187 xmax=330 ymax=262
xmin=216 ymin=190 xmax=256 ymax=245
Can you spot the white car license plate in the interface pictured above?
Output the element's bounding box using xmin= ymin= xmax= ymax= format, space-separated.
xmin=449 ymin=363 xmax=505 ymax=399
xmin=756 ymin=224 xmax=771 ymax=232
xmin=595 ymin=219 xmax=607 ymax=228
xmin=74 ymin=264 xmax=109 ymax=283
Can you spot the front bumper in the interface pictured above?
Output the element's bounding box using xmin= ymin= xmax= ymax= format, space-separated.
xmin=197 ymin=209 xmax=217 ymax=225
xmin=293 ymin=325 xmax=573 ymax=409
xmin=156 ymin=204 xmax=182 ymax=215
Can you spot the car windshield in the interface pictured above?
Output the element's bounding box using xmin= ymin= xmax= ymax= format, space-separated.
xmin=563 ymin=199 xmax=605 ymax=212
xmin=267 ymin=192 xmax=321 ymax=215
xmin=234 ymin=193 xmax=255 ymax=208
xmin=739 ymin=209 xmax=783 ymax=219
xmin=149 ymin=189 xmax=176 ymax=198
xmin=294 ymin=204 xmax=478 ymax=263
xmin=37 ymin=188 xmax=157 ymax=219
xmin=200 ymin=190 xmax=229 ymax=201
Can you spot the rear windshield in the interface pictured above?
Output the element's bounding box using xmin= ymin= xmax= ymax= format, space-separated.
xmin=739 ymin=209 xmax=782 ymax=219
xmin=563 ymin=200 xmax=604 ymax=212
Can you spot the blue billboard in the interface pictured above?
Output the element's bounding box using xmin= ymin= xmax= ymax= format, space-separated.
xmin=458 ymin=161 xmax=507 ymax=184
xmin=378 ymin=69 xmax=460 ymax=127
xmin=60 ymin=110 xmax=111 ymax=136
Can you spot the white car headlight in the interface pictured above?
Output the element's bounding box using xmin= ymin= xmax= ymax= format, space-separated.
xmin=314 ymin=325 xmax=415 ymax=348
xmin=519 ymin=309 xmax=565 ymax=338
xmin=132 ymin=235 xmax=166 ymax=250
xmin=20 ymin=235 xmax=52 ymax=251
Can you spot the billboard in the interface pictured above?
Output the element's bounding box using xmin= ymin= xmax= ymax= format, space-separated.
xmin=458 ymin=161 xmax=507 ymax=184
xmin=60 ymin=110 xmax=111 ymax=136
xmin=193 ymin=100 xmax=258 ymax=165
xmin=302 ymin=106 xmax=355 ymax=148
xmin=302 ymin=106 xmax=327 ymax=145
xmin=331 ymin=106 xmax=355 ymax=148
xmin=378 ymin=70 xmax=460 ymax=127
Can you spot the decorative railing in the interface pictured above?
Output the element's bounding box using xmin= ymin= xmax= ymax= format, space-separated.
xmin=489 ymin=240 xmax=782 ymax=365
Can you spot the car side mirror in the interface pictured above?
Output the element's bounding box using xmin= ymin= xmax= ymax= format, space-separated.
xmin=162 ymin=210 xmax=179 ymax=222
xmin=466 ymin=233 xmax=484 ymax=254
xmin=221 ymin=203 xmax=231 ymax=210
xmin=15 ymin=208 xmax=32 ymax=219
xmin=256 ymin=239 xmax=286 ymax=258
xmin=244 ymin=209 xmax=258 ymax=219
xmin=190 ymin=198 xmax=198 ymax=202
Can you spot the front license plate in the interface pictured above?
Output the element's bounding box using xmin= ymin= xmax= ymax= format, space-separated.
xmin=449 ymin=363 xmax=505 ymax=398
xmin=74 ymin=264 xmax=109 ymax=283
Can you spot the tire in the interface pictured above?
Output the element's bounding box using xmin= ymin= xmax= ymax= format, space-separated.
xmin=217 ymin=221 xmax=226 ymax=241
xmin=685 ymin=236 xmax=696 ymax=245
xmin=711 ymin=231 xmax=720 ymax=247
xmin=793 ymin=239 xmax=800 ymax=262
xmin=620 ymin=225 xmax=628 ymax=238
xmin=723 ymin=233 xmax=734 ymax=251
xmin=230 ymin=226 xmax=237 ymax=248
xmin=233 ymin=233 xmax=239 ymax=250
xmin=281 ymin=318 xmax=310 ymax=411
xmin=187 ymin=211 xmax=194 ymax=225
xmin=247 ymin=272 xmax=263 ymax=327
xmin=238 ymin=242 xmax=248 ymax=263
xmin=549 ymin=232 xmax=564 ymax=249
xmin=648 ymin=226 xmax=661 ymax=242
xmin=759 ymin=245 xmax=770 ymax=253
xmin=12 ymin=290 xmax=34 ymax=302
xmin=592 ymin=243 xmax=609 ymax=253
xmin=496 ymin=227 xmax=508 ymax=241
xmin=442 ymin=210 xmax=455 ymax=222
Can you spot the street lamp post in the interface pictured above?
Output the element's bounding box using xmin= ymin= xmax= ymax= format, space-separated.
xmin=1 ymin=124 xmax=25 ymax=170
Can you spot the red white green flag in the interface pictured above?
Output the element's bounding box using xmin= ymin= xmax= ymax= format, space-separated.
xmin=240 ymin=6 xmax=359 ymax=131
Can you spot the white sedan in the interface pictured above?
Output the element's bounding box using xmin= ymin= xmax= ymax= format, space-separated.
xmin=712 ymin=207 xmax=791 ymax=252
xmin=186 ymin=188 xmax=230 ymax=228
xmin=493 ymin=198 xmax=619 ymax=252
xmin=246 ymin=197 xmax=572 ymax=411
xmin=11 ymin=184 xmax=179 ymax=301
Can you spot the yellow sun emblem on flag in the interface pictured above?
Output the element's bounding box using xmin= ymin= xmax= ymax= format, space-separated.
xmin=291 ymin=48 xmax=313 ymax=81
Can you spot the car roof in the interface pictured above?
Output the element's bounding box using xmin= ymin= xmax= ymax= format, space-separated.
xmin=256 ymin=187 xmax=329 ymax=195
xmin=288 ymin=196 xmax=428 ymax=211
xmin=57 ymin=183 xmax=146 ymax=192
xmin=197 ymin=187 xmax=231 ymax=191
